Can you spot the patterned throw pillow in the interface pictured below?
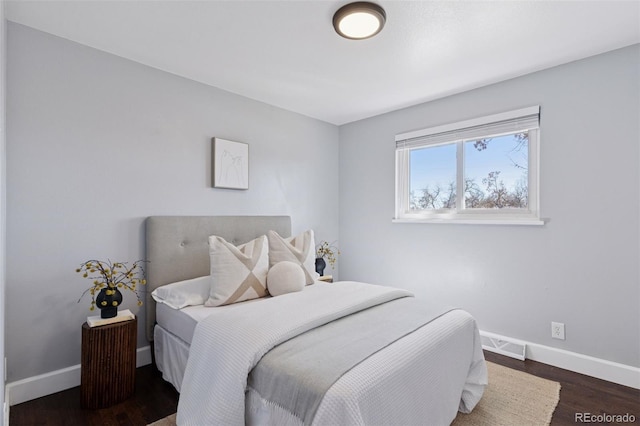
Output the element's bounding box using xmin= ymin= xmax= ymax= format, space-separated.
xmin=267 ymin=229 xmax=316 ymax=285
xmin=205 ymin=235 xmax=269 ymax=307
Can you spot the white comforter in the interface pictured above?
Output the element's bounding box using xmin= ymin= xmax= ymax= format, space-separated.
xmin=176 ymin=281 xmax=487 ymax=426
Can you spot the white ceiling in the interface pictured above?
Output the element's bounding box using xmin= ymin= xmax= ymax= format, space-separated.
xmin=6 ymin=1 xmax=640 ymax=125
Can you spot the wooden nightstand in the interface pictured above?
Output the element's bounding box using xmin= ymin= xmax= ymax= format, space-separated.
xmin=318 ymin=275 xmax=334 ymax=283
xmin=81 ymin=317 xmax=137 ymax=409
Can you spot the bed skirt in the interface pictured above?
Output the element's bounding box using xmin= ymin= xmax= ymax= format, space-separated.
xmin=154 ymin=325 xmax=190 ymax=393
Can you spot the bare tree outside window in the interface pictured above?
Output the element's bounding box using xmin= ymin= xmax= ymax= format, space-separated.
xmin=409 ymin=132 xmax=529 ymax=210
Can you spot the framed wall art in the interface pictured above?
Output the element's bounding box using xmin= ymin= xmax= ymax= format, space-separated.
xmin=212 ymin=137 xmax=249 ymax=190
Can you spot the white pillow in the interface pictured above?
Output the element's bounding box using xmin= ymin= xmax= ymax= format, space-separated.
xmin=151 ymin=275 xmax=210 ymax=309
xmin=205 ymin=235 xmax=269 ymax=307
xmin=267 ymin=229 xmax=316 ymax=285
xmin=267 ymin=261 xmax=305 ymax=296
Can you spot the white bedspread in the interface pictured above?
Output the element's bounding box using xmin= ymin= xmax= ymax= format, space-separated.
xmin=176 ymin=281 xmax=487 ymax=426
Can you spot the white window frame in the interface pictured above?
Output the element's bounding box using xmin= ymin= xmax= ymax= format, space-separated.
xmin=394 ymin=106 xmax=543 ymax=225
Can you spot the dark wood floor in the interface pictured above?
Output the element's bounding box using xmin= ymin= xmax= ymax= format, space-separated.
xmin=9 ymin=365 xmax=178 ymax=426
xmin=9 ymin=351 xmax=640 ymax=425
xmin=482 ymin=352 xmax=639 ymax=425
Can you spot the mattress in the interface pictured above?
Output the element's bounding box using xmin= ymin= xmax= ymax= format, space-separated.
xmin=156 ymin=303 xmax=208 ymax=346
xmin=156 ymin=296 xmax=263 ymax=345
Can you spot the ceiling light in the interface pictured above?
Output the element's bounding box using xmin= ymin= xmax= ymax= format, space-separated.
xmin=333 ymin=2 xmax=386 ymax=40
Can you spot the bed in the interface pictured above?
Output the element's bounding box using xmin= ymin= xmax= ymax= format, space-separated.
xmin=145 ymin=215 xmax=487 ymax=426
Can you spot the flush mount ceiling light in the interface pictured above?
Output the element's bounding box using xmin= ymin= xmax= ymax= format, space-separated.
xmin=333 ymin=2 xmax=386 ymax=40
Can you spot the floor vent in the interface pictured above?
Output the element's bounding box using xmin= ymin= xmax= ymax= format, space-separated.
xmin=480 ymin=331 xmax=526 ymax=361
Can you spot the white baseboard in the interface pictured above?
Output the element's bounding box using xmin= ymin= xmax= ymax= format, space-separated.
xmin=481 ymin=330 xmax=640 ymax=389
xmin=5 ymin=345 xmax=152 ymax=406
xmin=5 ymin=336 xmax=640 ymax=407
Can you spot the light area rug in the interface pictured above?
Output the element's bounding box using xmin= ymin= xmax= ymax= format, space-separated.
xmin=452 ymin=361 xmax=560 ymax=426
xmin=148 ymin=361 xmax=560 ymax=426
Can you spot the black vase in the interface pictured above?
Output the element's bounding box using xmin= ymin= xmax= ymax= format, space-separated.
xmin=95 ymin=286 xmax=123 ymax=318
xmin=315 ymin=257 xmax=326 ymax=276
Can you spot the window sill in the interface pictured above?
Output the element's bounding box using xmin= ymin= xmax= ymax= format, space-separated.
xmin=392 ymin=217 xmax=545 ymax=226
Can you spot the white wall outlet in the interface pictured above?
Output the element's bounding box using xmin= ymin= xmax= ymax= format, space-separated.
xmin=551 ymin=322 xmax=565 ymax=340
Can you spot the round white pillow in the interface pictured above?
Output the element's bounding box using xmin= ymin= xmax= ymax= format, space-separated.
xmin=267 ymin=261 xmax=306 ymax=296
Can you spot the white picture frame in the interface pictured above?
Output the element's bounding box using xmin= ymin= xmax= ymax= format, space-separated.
xmin=212 ymin=138 xmax=249 ymax=190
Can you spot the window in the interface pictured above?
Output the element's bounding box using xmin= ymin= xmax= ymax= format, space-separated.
xmin=395 ymin=106 xmax=542 ymax=225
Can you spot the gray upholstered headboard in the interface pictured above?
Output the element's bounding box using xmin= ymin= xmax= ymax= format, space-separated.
xmin=145 ymin=215 xmax=291 ymax=341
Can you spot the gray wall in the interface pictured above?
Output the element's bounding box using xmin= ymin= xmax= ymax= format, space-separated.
xmin=6 ymin=23 xmax=339 ymax=382
xmin=339 ymin=45 xmax=640 ymax=367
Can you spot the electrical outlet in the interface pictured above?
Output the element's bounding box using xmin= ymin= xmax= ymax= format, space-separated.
xmin=551 ymin=322 xmax=565 ymax=340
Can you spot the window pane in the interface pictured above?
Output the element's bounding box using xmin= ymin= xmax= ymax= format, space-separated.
xmin=409 ymin=144 xmax=456 ymax=210
xmin=464 ymin=132 xmax=528 ymax=209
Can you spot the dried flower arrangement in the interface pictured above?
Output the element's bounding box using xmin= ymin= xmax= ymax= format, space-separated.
xmin=76 ymin=259 xmax=147 ymax=313
xmin=315 ymin=241 xmax=340 ymax=269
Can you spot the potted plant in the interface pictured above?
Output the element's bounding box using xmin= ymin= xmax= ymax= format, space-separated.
xmin=315 ymin=241 xmax=340 ymax=276
xmin=77 ymin=259 xmax=147 ymax=318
